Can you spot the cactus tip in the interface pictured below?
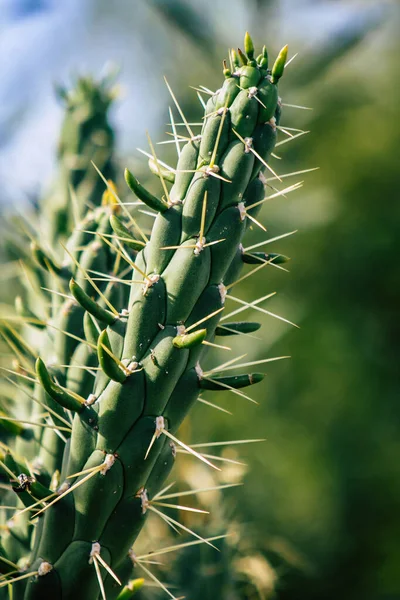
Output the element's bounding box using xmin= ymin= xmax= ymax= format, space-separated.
xmin=244 ymin=31 xmax=255 ymax=59
xmin=271 ymin=44 xmax=289 ymax=83
xmin=237 ymin=47 xmax=248 ymax=66
xmin=222 ymin=59 xmax=231 ymax=78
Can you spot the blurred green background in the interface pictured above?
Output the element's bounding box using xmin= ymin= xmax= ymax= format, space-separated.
xmin=1 ymin=1 xmax=399 ymax=598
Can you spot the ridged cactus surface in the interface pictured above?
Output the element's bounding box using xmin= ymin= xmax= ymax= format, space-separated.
xmin=0 ymin=33 xmax=304 ymax=600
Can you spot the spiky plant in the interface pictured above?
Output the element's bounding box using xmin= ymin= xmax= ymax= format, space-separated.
xmin=41 ymin=74 xmax=117 ymax=247
xmin=0 ymin=33 xmax=309 ymax=599
xmin=0 ymin=74 xmax=118 ymax=493
xmin=0 ymin=72 xmax=117 ymax=346
xmin=0 ymin=73 xmax=116 ymax=278
xmin=0 ymin=189 xmax=133 ymax=590
xmin=0 ymin=75 xmax=121 ymax=594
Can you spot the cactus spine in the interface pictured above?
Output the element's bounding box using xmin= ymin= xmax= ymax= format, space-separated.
xmin=0 ymin=33 xmax=301 ymax=599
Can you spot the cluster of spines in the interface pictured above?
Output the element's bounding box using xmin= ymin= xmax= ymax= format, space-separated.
xmin=0 ymin=32 xmax=310 ymax=600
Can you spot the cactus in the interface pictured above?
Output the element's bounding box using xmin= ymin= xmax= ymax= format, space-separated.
xmin=0 ymin=33 xmax=308 ymax=599
xmin=0 ymin=77 xmax=121 ymax=588
xmin=0 ymin=73 xmax=117 ymax=353
xmin=0 ymin=191 xmax=131 ymax=584
xmin=0 ymin=75 xmax=119 ymax=492
xmin=42 ymin=74 xmax=117 ymax=247
xmin=0 ymin=73 xmax=116 ymax=280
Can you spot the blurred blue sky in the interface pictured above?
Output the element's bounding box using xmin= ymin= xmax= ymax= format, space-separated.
xmin=0 ymin=0 xmax=388 ymax=205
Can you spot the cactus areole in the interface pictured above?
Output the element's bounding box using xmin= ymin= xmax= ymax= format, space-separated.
xmin=0 ymin=34 xmax=300 ymax=599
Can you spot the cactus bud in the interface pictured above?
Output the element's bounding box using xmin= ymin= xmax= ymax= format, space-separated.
xmin=271 ymin=44 xmax=288 ymax=83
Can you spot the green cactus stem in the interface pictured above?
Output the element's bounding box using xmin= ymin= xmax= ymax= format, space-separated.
xmin=0 ymin=32 xmax=308 ymax=600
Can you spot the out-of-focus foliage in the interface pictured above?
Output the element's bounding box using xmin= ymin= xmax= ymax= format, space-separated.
xmin=0 ymin=1 xmax=399 ymax=599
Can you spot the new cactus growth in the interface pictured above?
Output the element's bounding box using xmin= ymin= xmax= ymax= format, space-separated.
xmin=0 ymin=33 xmax=309 ymax=599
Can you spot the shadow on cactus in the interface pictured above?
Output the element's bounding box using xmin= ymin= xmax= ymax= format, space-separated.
xmin=0 ymin=33 xmax=311 ymax=599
